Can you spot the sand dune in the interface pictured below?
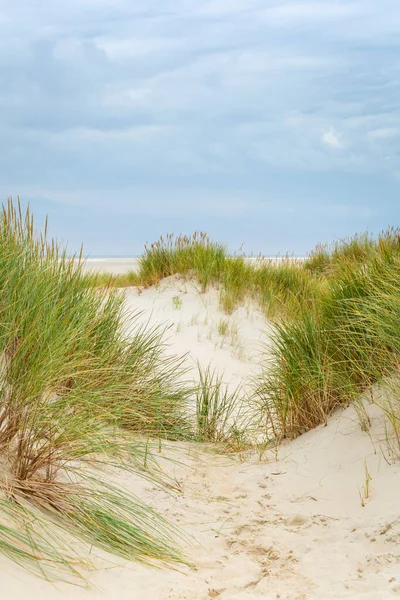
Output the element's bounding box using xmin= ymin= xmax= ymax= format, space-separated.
xmin=2 ymin=274 xmax=400 ymax=599
xmin=124 ymin=277 xmax=270 ymax=391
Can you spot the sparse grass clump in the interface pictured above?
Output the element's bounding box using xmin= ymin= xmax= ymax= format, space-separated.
xmin=88 ymin=269 xmax=139 ymax=288
xmin=172 ymin=295 xmax=183 ymax=310
xmin=217 ymin=318 xmax=230 ymax=337
xmin=195 ymin=364 xmax=244 ymax=444
xmin=0 ymin=200 xmax=189 ymax=581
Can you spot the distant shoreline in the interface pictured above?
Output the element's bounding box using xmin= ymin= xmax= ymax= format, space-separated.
xmin=80 ymin=255 xmax=307 ymax=259
xmin=78 ymin=256 xmax=307 ymax=275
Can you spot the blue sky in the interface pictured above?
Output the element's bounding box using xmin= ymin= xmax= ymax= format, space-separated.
xmin=0 ymin=0 xmax=399 ymax=256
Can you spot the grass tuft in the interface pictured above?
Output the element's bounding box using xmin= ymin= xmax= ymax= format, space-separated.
xmin=0 ymin=198 xmax=190 ymax=581
xmin=195 ymin=364 xmax=244 ymax=444
xmin=138 ymin=232 xmax=226 ymax=290
xmin=257 ymin=228 xmax=400 ymax=439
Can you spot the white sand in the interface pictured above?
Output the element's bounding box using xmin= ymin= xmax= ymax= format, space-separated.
xmin=124 ymin=277 xmax=271 ymax=392
xmin=2 ymin=269 xmax=400 ymax=599
xmin=81 ymin=257 xmax=140 ymax=275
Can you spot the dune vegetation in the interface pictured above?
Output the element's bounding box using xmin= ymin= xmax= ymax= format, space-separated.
xmin=257 ymin=228 xmax=400 ymax=439
xmin=0 ymin=200 xmax=191 ymax=583
xmin=137 ymin=232 xmax=322 ymax=319
xmin=95 ymin=231 xmax=322 ymax=318
xmin=2 ymin=198 xmax=400 ymax=584
xmin=117 ymin=227 xmax=400 ymax=442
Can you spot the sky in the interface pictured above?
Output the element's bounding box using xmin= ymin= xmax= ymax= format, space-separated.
xmin=0 ymin=0 xmax=399 ymax=256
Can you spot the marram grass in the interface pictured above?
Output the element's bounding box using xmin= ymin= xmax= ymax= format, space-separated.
xmin=0 ymin=199 xmax=190 ymax=582
xmin=195 ymin=363 xmax=242 ymax=443
xmin=138 ymin=232 xmax=226 ymax=290
xmin=256 ymin=228 xmax=400 ymax=439
xmin=92 ymin=225 xmax=400 ymax=443
xmin=91 ymin=225 xmax=400 ymax=443
xmin=129 ymin=232 xmax=323 ymax=319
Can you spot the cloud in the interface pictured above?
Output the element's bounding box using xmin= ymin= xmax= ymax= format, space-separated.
xmin=368 ymin=127 xmax=400 ymax=141
xmin=322 ymin=127 xmax=343 ymax=148
xmin=263 ymin=2 xmax=362 ymax=23
xmin=0 ymin=0 xmax=399 ymax=252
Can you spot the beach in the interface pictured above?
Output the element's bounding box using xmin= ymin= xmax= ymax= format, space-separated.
xmin=2 ymin=258 xmax=400 ymax=599
xmin=0 ymin=0 xmax=396 ymax=595
xmin=81 ymin=258 xmax=141 ymax=275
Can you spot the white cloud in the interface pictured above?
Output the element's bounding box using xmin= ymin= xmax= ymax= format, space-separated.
xmin=322 ymin=128 xmax=343 ymax=148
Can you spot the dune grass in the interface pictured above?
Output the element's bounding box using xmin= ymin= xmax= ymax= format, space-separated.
xmin=89 ymin=233 xmax=323 ymax=319
xmin=89 ymin=226 xmax=400 ymax=444
xmin=257 ymin=228 xmax=400 ymax=439
xmin=195 ymin=364 xmax=248 ymax=449
xmin=147 ymin=227 xmax=400 ymax=444
xmin=0 ymin=200 xmax=191 ymax=582
xmin=116 ymin=232 xmax=323 ymax=319
xmin=89 ymin=269 xmax=139 ymax=288
xmin=138 ymin=232 xmax=226 ymax=291
xmin=251 ymin=259 xmax=322 ymax=318
xmin=196 ymin=364 xmax=237 ymax=442
xmin=304 ymin=227 xmax=400 ymax=276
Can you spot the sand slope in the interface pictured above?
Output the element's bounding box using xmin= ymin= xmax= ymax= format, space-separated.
xmin=124 ymin=277 xmax=270 ymax=391
xmin=2 ymin=279 xmax=400 ymax=599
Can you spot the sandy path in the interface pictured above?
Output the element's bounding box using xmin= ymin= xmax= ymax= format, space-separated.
xmin=2 ymin=278 xmax=400 ymax=599
xmin=3 ymin=400 xmax=400 ymax=599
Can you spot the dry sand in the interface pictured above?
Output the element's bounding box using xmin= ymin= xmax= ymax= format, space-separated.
xmin=81 ymin=258 xmax=140 ymax=275
xmin=2 ymin=263 xmax=400 ymax=599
